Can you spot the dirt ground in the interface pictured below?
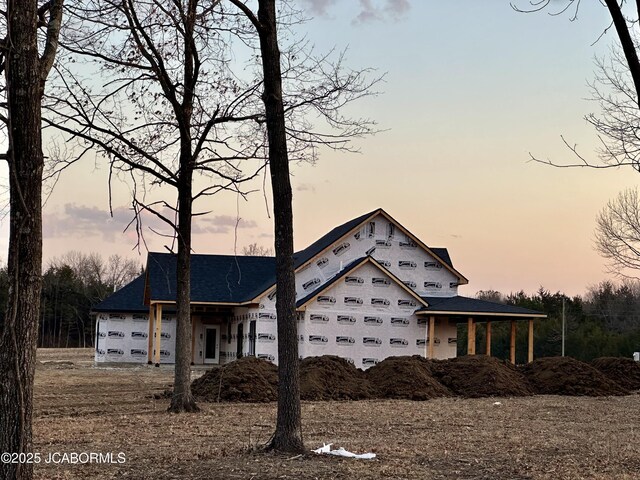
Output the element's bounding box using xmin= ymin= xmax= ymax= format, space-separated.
xmin=32 ymin=349 xmax=640 ymax=479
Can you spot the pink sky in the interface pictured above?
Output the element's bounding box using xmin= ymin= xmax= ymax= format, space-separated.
xmin=0 ymin=1 xmax=635 ymax=298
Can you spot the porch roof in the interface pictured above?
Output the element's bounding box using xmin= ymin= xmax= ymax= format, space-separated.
xmin=417 ymin=295 xmax=546 ymax=319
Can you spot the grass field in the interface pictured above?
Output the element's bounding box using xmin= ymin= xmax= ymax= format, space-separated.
xmin=32 ymin=349 xmax=640 ymax=479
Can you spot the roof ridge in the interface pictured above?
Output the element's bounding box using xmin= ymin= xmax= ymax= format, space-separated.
xmin=148 ymin=251 xmax=275 ymax=260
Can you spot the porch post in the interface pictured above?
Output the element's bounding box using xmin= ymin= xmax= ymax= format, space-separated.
xmin=154 ymin=303 xmax=163 ymax=367
xmin=509 ymin=320 xmax=516 ymax=364
xmin=191 ymin=315 xmax=197 ymax=365
xmin=485 ymin=321 xmax=492 ymax=357
xmin=528 ymin=318 xmax=534 ymax=363
xmin=467 ymin=317 xmax=475 ymax=355
xmin=147 ymin=304 xmax=155 ymax=364
xmin=428 ymin=316 xmax=435 ymax=359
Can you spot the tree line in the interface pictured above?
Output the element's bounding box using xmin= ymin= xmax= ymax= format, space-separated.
xmin=0 ymin=252 xmax=140 ymax=349
xmin=457 ymin=282 xmax=640 ymax=363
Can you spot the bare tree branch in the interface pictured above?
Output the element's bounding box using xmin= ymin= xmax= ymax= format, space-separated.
xmin=596 ymin=187 xmax=640 ymax=276
xmin=39 ymin=0 xmax=63 ymax=89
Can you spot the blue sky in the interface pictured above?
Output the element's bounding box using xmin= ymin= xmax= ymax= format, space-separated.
xmin=6 ymin=0 xmax=637 ymax=296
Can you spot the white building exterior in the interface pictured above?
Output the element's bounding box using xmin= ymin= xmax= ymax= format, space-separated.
xmin=93 ymin=208 xmax=544 ymax=368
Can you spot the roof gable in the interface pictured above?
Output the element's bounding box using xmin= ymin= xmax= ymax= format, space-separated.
xmin=296 ymin=256 xmax=429 ymax=309
xmin=249 ymin=208 xmax=467 ymax=303
xmin=292 ymin=208 xmax=465 ymax=282
xmin=374 ymin=209 xmax=467 ymax=284
xmin=293 ymin=209 xmax=380 ymax=269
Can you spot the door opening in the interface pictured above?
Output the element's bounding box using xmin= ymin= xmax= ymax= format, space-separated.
xmin=204 ymin=326 xmax=219 ymax=364
xmin=237 ymin=323 xmax=244 ymax=358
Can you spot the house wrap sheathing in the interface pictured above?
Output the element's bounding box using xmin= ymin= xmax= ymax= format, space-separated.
xmin=93 ymin=208 xmax=544 ymax=368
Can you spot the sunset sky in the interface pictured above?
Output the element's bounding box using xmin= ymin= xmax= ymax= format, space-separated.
xmin=2 ymin=1 xmax=637 ymax=297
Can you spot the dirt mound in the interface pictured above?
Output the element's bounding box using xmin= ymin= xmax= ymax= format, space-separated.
xmin=191 ymin=356 xmax=278 ymax=402
xmin=428 ymin=355 xmax=533 ymax=398
xmin=365 ymin=355 xmax=451 ymax=400
xmin=522 ymin=357 xmax=629 ymax=396
xmin=300 ymin=356 xmax=372 ymax=400
xmin=591 ymin=357 xmax=640 ymax=391
xmin=189 ymin=354 xmax=635 ymax=403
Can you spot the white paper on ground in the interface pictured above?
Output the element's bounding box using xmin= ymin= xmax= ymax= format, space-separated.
xmin=312 ymin=443 xmax=376 ymax=459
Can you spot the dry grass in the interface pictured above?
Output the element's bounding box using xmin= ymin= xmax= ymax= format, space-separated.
xmin=33 ymin=349 xmax=640 ymax=479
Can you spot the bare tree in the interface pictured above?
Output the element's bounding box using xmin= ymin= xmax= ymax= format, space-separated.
xmin=254 ymin=0 xmax=302 ymax=453
xmin=50 ymin=251 xmax=140 ymax=292
xmin=242 ymin=242 xmax=273 ymax=256
xmin=476 ymin=289 xmax=506 ymax=303
xmin=105 ymin=254 xmax=142 ymax=291
xmin=53 ymin=0 xmax=269 ymax=413
xmin=584 ymin=278 xmax=640 ymax=332
xmin=228 ymin=0 xmax=302 ymax=454
xmin=596 ymin=187 xmax=640 ymax=277
xmin=52 ymin=0 xmax=379 ymax=416
xmin=512 ymin=0 xmax=640 ymax=107
xmin=226 ymin=0 xmax=384 ymax=453
xmin=512 ymin=1 xmax=640 ymax=171
xmin=0 ymin=1 xmax=63 ymax=479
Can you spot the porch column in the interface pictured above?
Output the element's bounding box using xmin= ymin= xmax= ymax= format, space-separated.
xmin=191 ymin=316 xmax=197 ymax=365
xmin=147 ymin=304 xmax=155 ymax=364
xmin=467 ymin=317 xmax=475 ymax=355
xmin=428 ymin=316 xmax=435 ymax=359
xmin=485 ymin=321 xmax=492 ymax=357
xmin=509 ymin=320 xmax=516 ymax=364
xmin=528 ymin=318 xmax=534 ymax=363
xmin=154 ymin=303 xmax=163 ymax=367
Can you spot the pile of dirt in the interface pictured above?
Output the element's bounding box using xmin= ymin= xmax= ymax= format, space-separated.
xmin=591 ymin=357 xmax=640 ymax=391
xmin=300 ymin=356 xmax=372 ymax=400
xmin=521 ymin=356 xmax=629 ymax=396
xmin=191 ymin=356 xmax=278 ymax=402
xmin=190 ymin=354 xmax=637 ymax=403
xmin=428 ymin=355 xmax=534 ymax=398
xmin=365 ymin=355 xmax=451 ymax=400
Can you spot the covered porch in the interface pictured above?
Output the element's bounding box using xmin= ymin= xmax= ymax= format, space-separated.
xmin=416 ymin=296 xmax=547 ymax=364
xmin=145 ymin=302 xmax=235 ymax=366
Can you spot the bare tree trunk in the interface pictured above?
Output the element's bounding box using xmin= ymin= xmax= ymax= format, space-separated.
xmin=603 ymin=0 xmax=640 ymax=109
xmin=167 ymin=157 xmax=199 ymax=413
xmin=257 ymin=0 xmax=304 ymax=453
xmin=0 ymin=1 xmax=44 ymax=478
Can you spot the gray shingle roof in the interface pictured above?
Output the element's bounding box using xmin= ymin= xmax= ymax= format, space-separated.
xmin=430 ymin=248 xmax=453 ymax=269
xmin=146 ymin=252 xmax=275 ymax=303
xmin=93 ymin=209 xmax=464 ymax=311
xmin=92 ymin=275 xmax=148 ymax=313
xmin=292 ymin=209 xmax=379 ymax=269
xmin=418 ymin=295 xmax=545 ymax=317
xmin=291 ymin=210 xmax=456 ymax=271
